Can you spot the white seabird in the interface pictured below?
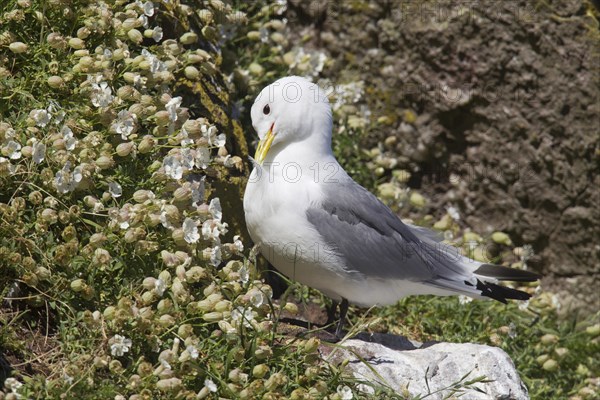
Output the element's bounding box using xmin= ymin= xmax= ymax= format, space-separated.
xmin=243 ymin=76 xmax=539 ymax=336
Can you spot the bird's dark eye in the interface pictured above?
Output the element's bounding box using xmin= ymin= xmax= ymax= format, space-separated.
xmin=263 ymin=104 xmax=270 ymax=115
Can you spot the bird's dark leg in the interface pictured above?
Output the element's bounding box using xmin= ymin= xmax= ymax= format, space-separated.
xmin=335 ymin=298 xmax=349 ymax=339
xmin=326 ymin=299 xmax=338 ymax=326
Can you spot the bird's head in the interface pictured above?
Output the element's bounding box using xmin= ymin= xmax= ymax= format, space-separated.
xmin=251 ymin=76 xmax=333 ymax=164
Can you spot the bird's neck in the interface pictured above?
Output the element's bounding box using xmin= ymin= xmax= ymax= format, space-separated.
xmin=266 ymin=135 xmax=335 ymax=167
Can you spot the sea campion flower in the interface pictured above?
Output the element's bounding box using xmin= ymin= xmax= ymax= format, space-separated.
xmin=183 ymin=218 xmax=200 ymax=244
xmin=154 ymin=278 xmax=166 ymax=296
xmin=186 ymin=345 xmax=199 ymax=359
xmin=151 ymin=27 xmax=163 ymax=42
xmin=166 ymin=97 xmax=182 ymax=122
xmin=204 ymin=378 xmax=217 ymax=393
xmin=61 ymin=125 xmax=77 ymax=151
xmin=90 ymin=81 xmax=114 ymax=107
xmin=191 ymin=180 xmax=205 ymax=207
xmin=231 ymin=306 xmax=254 ymax=328
xmin=194 ymin=147 xmax=210 ymax=169
xmin=446 ymin=206 xmax=460 ymax=221
xmin=6 ymin=140 xmax=21 ymax=159
xmin=32 ymin=141 xmax=46 ymax=164
xmin=55 ymin=162 xmax=83 ymax=194
xmin=109 ymin=182 xmax=122 ymax=198
xmin=30 ymin=108 xmax=52 ymax=127
xmin=141 ymin=49 xmax=167 ymax=74
xmin=337 ymin=385 xmax=353 ymax=400
xmin=110 ymin=334 xmax=132 ymax=356
xmin=163 ymin=155 xmax=183 ymax=180
xmin=209 ymin=198 xmax=222 ymax=221
xmin=111 ymin=110 xmax=137 ymax=140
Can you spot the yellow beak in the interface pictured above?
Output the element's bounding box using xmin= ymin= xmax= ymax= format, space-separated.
xmin=254 ymin=123 xmax=276 ymax=165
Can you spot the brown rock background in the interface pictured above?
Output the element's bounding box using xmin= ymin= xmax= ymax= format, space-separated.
xmin=283 ymin=0 xmax=599 ymax=313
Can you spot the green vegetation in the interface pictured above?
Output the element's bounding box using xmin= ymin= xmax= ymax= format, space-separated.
xmin=0 ymin=0 xmax=598 ymax=399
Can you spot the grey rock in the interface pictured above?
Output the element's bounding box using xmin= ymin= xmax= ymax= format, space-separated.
xmin=325 ymin=336 xmax=528 ymax=399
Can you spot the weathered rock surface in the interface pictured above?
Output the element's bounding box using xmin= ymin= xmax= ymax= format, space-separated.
xmin=324 ymin=335 xmax=529 ymax=399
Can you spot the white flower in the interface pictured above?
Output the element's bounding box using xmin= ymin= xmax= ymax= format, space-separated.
xmin=250 ymin=291 xmax=266 ymax=308
xmin=177 ymin=127 xmax=193 ymax=146
xmin=208 ymin=198 xmax=222 ymax=221
xmin=0 ymin=157 xmax=15 ymax=176
xmin=160 ymin=208 xmax=173 ymax=229
xmin=32 ymin=141 xmax=46 ymax=164
xmin=143 ymin=1 xmax=155 ymax=16
xmin=109 ymin=182 xmax=122 ymax=198
xmin=204 ymin=378 xmax=217 ymax=393
xmin=141 ymin=49 xmax=166 ymax=74
xmin=180 ymin=148 xmax=195 ymax=170
xmin=4 ymin=127 xmax=15 ymax=140
xmin=458 ymin=295 xmax=473 ymax=305
xmin=337 ymin=385 xmax=353 ymax=400
xmin=183 ymin=218 xmax=200 ymax=243
xmin=202 ymin=220 xmax=219 ymax=241
xmin=446 ymin=206 xmax=460 ymax=221
xmin=518 ymin=300 xmax=530 ymax=311
xmin=61 ymin=125 xmax=77 ymax=151
xmin=73 ymin=165 xmax=83 ymax=183
xmin=233 ymin=235 xmax=244 ymax=253
xmin=151 ymin=26 xmax=163 ymax=42
xmin=55 ymin=162 xmax=81 ymax=194
xmin=163 ymin=156 xmax=183 ymax=179
xmin=63 ymin=373 xmax=74 ymax=385
xmin=6 ymin=140 xmax=21 ymax=159
xmin=210 ymin=246 xmax=221 ymax=266
xmin=154 ymin=278 xmax=166 ymax=296
xmin=111 ymin=110 xmax=137 ymax=140
xmin=191 ymin=180 xmax=205 ymax=207
xmin=91 ymin=81 xmax=114 ymax=107
xmin=31 ymin=108 xmax=51 ymax=127
xmin=231 ymin=306 xmax=254 ymax=327
xmin=186 ymin=345 xmax=199 ymax=359
xmin=213 ymin=133 xmax=226 ymax=147
xmin=194 ymin=147 xmax=210 ymax=169
xmin=165 ymin=97 xmax=182 ymax=122
xmin=202 ymin=124 xmax=223 ymax=147
xmin=160 ymin=358 xmax=171 ymax=370
xmin=4 ymin=377 xmax=23 ymax=393
xmin=110 ymin=334 xmax=132 ymax=356
xmin=520 ymin=244 xmax=534 ymax=263
xmin=239 ymin=264 xmax=249 ymax=284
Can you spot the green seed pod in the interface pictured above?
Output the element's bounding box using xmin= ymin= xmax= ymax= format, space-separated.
xmin=71 ymin=278 xmax=86 ymax=292
xmin=202 ymin=311 xmax=223 ymax=322
xmin=491 ymin=231 xmax=512 ymax=246
xmin=283 ymin=302 xmax=298 ymax=315
xmin=95 ymin=155 xmax=114 ymax=170
xmin=409 ymin=192 xmax=426 ymax=208
xmin=184 ymin=66 xmax=199 ymax=80
xmin=47 ymin=75 xmax=64 ymax=88
xmin=9 ymin=41 xmax=28 ymax=53
xmin=116 ymin=141 xmax=135 ymax=157
xmin=68 ymin=37 xmax=85 ymax=49
xmin=541 ymin=334 xmax=559 ymax=345
xmin=252 ymin=364 xmax=269 ymax=378
xmin=127 ymin=29 xmax=143 ymax=44
xmin=303 ymin=337 xmax=320 ymax=354
xmin=179 ymin=32 xmax=198 ymax=45
xmin=542 ymin=359 xmax=558 ymax=372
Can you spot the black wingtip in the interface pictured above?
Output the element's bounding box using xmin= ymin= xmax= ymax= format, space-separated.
xmin=476 ymin=280 xmax=532 ymax=304
xmin=475 ymin=263 xmax=541 ymax=282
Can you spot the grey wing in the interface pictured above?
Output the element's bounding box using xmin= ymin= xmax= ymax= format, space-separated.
xmin=306 ymin=179 xmax=471 ymax=283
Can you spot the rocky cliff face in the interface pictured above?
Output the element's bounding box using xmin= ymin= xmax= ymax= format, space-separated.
xmin=284 ymin=0 xmax=600 ymax=313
